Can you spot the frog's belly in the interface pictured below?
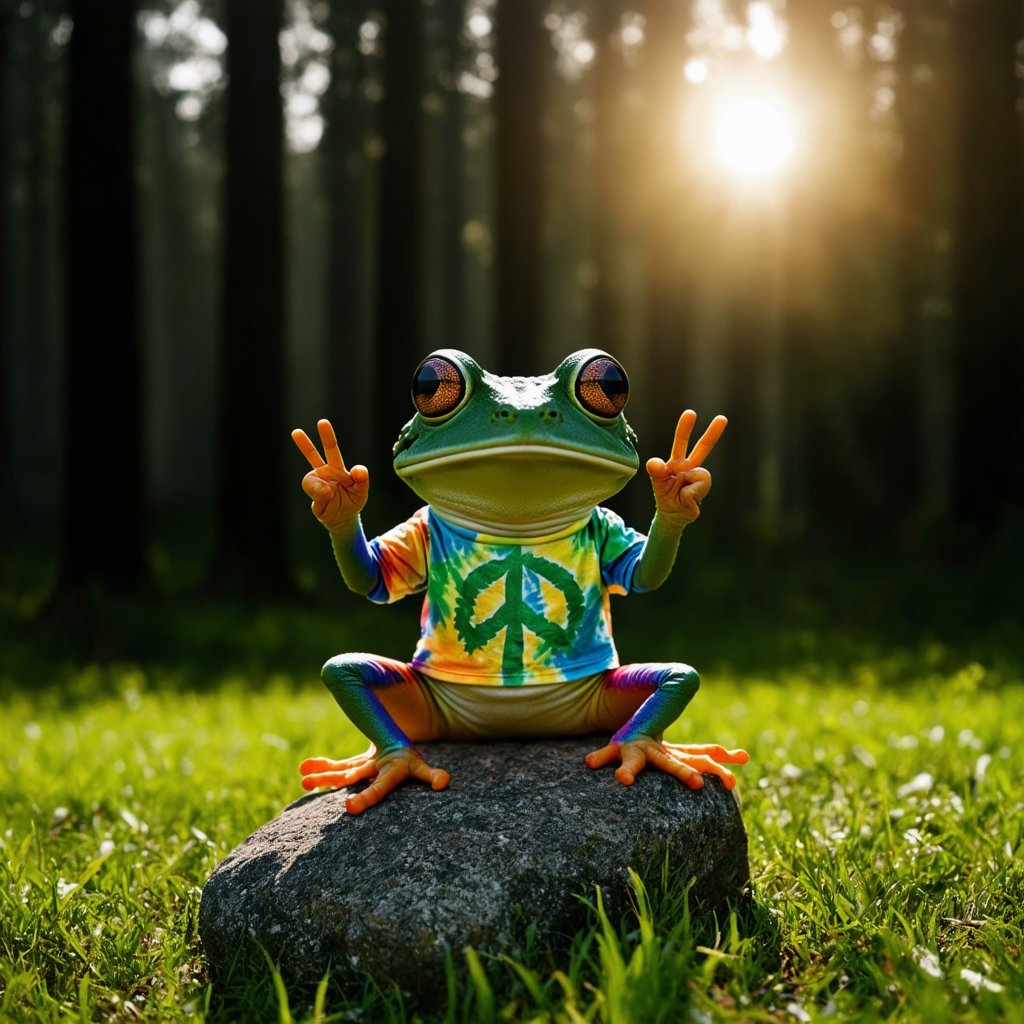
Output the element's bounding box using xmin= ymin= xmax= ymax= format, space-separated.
xmin=420 ymin=672 xmax=620 ymax=740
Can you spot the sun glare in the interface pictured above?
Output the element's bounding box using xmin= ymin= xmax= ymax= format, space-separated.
xmin=713 ymin=96 xmax=797 ymax=180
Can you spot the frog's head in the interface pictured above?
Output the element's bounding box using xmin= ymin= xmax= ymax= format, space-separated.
xmin=392 ymin=350 xmax=639 ymax=536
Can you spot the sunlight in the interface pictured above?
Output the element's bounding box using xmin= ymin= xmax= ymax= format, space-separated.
xmin=713 ymin=95 xmax=797 ymax=179
xmin=746 ymin=1 xmax=786 ymax=60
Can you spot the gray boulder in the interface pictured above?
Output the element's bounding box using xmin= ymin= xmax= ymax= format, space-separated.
xmin=199 ymin=739 xmax=748 ymax=995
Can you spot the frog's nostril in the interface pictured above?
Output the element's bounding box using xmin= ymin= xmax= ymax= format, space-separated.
xmin=540 ymin=408 xmax=561 ymax=424
xmin=491 ymin=408 xmax=517 ymax=424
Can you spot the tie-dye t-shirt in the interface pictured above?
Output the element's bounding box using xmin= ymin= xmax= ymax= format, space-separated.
xmin=365 ymin=507 xmax=648 ymax=686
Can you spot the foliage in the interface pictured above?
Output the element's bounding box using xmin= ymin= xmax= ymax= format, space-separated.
xmin=1 ymin=599 xmax=1022 ymax=1022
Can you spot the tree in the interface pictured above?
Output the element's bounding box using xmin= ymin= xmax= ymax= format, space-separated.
xmin=951 ymin=0 xmax=1024 ymax=528
xmin=896 ymin=9 xmax=956 ymax=527
xmin=638 ymin=0 xmax=696 ymax=468
xmin=322 ymin=0 xmax=375 ymax=462
xmin=59 ymin=0 xmax=146 ymax=592
xmin=591 ymin=0 xmax=631 ymax=356
xmin=213 ymin=0 xmax=291 ymax=592
xmin=0 ymin=4 xmax=14 ymax=546
xmin=494 ymin=0 xmax=545 ymax=375
xmin=373 ymin=0 xmax=424 ymax=509
xmin=438 ymin=0 xmax=466 ymax=352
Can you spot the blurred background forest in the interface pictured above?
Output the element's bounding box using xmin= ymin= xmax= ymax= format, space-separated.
xmin=0 ymin=0 xmax=1021 ymax=645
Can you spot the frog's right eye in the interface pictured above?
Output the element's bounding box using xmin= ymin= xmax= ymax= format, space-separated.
xmin=574 ymin=355 xmax=629 ymax=419
xmin=412 ymin=355 xmax=467 ymax=419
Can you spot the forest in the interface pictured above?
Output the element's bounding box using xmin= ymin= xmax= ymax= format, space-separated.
xmin=1 ymin=3 xmax=1023 ymax=1020
xmin=2 ymin=0 xmax=1021 ymax=610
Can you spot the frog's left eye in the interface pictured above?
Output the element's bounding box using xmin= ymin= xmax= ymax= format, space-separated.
xmin=412 ymin=355 xmax=466 ymax=419
xmin=575 ymin=355 xmax=629 ymax=418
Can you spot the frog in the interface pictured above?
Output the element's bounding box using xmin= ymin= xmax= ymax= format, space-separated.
xmin=291 ymin=348 xmax=748 ymax=815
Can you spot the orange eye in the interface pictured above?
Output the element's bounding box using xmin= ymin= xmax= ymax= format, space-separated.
xmin=412 ymin=356 xmax=466 ymax=418
xmin=575 ymin=356 xmax=628 ymax=418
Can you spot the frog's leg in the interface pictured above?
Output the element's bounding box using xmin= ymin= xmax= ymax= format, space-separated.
xmin=585 ymin=663 xmax=748 ymax=790
xmin=299 ymin=653 xmax=449 ymax=814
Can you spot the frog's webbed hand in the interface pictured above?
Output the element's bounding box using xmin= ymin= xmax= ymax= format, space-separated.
xmin=586 ymin=740 xmax=749 ymax=790
xmin=291 ymin=418 xmax=369 ymax=533
xmin=647 ymin=410 xmax=727 ymax=528
xmin=300 ymin=746 xmax=450 ymax=816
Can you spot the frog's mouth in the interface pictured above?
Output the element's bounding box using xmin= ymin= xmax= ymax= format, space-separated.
xmin=396 ymin=442 xmax=638 ymax=537
xmin=396 ymin=442 xmax=637 ymax=475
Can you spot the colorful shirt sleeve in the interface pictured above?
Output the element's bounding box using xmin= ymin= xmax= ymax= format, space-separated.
xmin=366 ymin=507 xmax=431 ymax=604
xmin=594 ymin=506 xmax=648 ymax=595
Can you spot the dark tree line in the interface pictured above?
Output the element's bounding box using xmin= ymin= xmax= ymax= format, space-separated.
xmin=214 ymin=0 xmax=289 ymax=592
xmin=494 ymin=0 xmax=545 ymax=376
xmin=62 ymin=0 xmax=145 ymax=590
xmin=2 ymin=0 xmax=1022 ymax=605
xmin=951 ymin=0 xmax=1023 ymax=526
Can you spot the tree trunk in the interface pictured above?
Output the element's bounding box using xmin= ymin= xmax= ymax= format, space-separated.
xmin=440 ymin=0 xmax=466 ymax=353
xmin=784 ymin=0 xmax=878 ymax=537
xmin=494 ymin=0 xmax=545 ymax=375
xmin=214 ymin=0 xmax=291 ymax=592
xmin=896 ymin=10 xmax=956 ymax=530
xmin=639 ymin=0 xmax=694 ymax=463
xmin=951 ymin=0 xmax=1024 ymax=528
xmin=0 ymin=5 xmax=13 ymax=543
xmin=591 ymin=0 xmax=628 ymax=356
xmin=60 ymin=0 xmax=146 ymax=592
xmin=374 ymin=0 xmax=423 ymax=509
xmin=323 ymin=0 xmax=374 ymax=462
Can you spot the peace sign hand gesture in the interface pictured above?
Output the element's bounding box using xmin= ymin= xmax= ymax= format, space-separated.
xmin=291 ymin=419 xmax=370 ymax=533
xmin=647 ymin=411 xmax=727 ymax=529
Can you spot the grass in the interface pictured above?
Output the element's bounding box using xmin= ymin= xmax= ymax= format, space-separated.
xmin=1 ymin=583 xmax=1023 ymax=1022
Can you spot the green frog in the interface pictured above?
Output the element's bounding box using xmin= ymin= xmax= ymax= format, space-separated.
xmin=292 ymin=349 xmax=748 ymax=815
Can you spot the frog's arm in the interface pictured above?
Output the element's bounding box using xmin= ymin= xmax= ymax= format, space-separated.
xmin=587 ymin=412 xmax=749 ymax=786
xmin=631 ymin=513 xmax=686 ymax=591
xmin=631 ymin=411 xmax=726 ymax=591
xmin=327 ymin=517 xmax=380 ymax=596
xmin=292 ymin=420 xmax=428 ymax=600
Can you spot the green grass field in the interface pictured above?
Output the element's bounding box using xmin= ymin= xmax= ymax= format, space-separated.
xmin=2 ymin=584 xmax=1023 ymax=1022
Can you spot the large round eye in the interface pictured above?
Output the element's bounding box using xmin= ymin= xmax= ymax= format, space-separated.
xmin=411 ymin=355 xmax=466 ymax=419
xmin=575 ymin=355 xmax=629 ymax=418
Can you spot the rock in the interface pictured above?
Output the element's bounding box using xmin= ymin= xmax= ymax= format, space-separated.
xmin=199 ymin=739 xmax=748 ymax=995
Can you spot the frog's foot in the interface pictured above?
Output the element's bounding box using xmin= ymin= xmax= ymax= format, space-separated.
xmin=585 ymin=738 xmax=749 ymax=790
xmin=299 ymin=746 xmax=450 ymax=815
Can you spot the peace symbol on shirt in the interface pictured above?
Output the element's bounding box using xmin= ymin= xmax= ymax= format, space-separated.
xmin=454 ymin=548 xmax=586 ymax=656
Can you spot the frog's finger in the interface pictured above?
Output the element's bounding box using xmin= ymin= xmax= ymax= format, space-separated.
xmin=664 ymin=743 xmax=749 ymax=765
xmin=645 ymin=457 xmax=670 ymax=481
xmin=614 ymin=746 xmax=648 ymax=786
xmin=345 ymin=763 xmax=409 ymax=815
xmin=291 ymin=428 xmax=325 ymax=469
xmin=300 ymin=763 xmax=379 ymax=791
xmin=300 ymin=753 xmax=374 ymax=775
xmin=301 ymin=473 xmax=334 ymax=501
xmin=674 ymin=753 xmax=737 ymax=790
xmin=584 ymin=742 xmax=622 ymax=770
xmin=669 ymin=411 xmax=697 ymax=463
xmin=686 ymin=415 xmax=728 ymax=468
xmin=407 ymin=759 xmax=451 ymax=791
xmin=648 ymin=747 xmax=705 ymax=789
xmin=317 ymin=419 xmax=347 ymax=471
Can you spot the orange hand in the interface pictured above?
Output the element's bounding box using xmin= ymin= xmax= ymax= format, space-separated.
xmin=299 ymin=746 xmax=450 ymax=816
xmin=291 ymin=419 xmax=369 ymax=532
xmin=646 ymin=411 xmax=727 ymax=528
xmin=585 ymin=738 xmax=749 ymax=790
